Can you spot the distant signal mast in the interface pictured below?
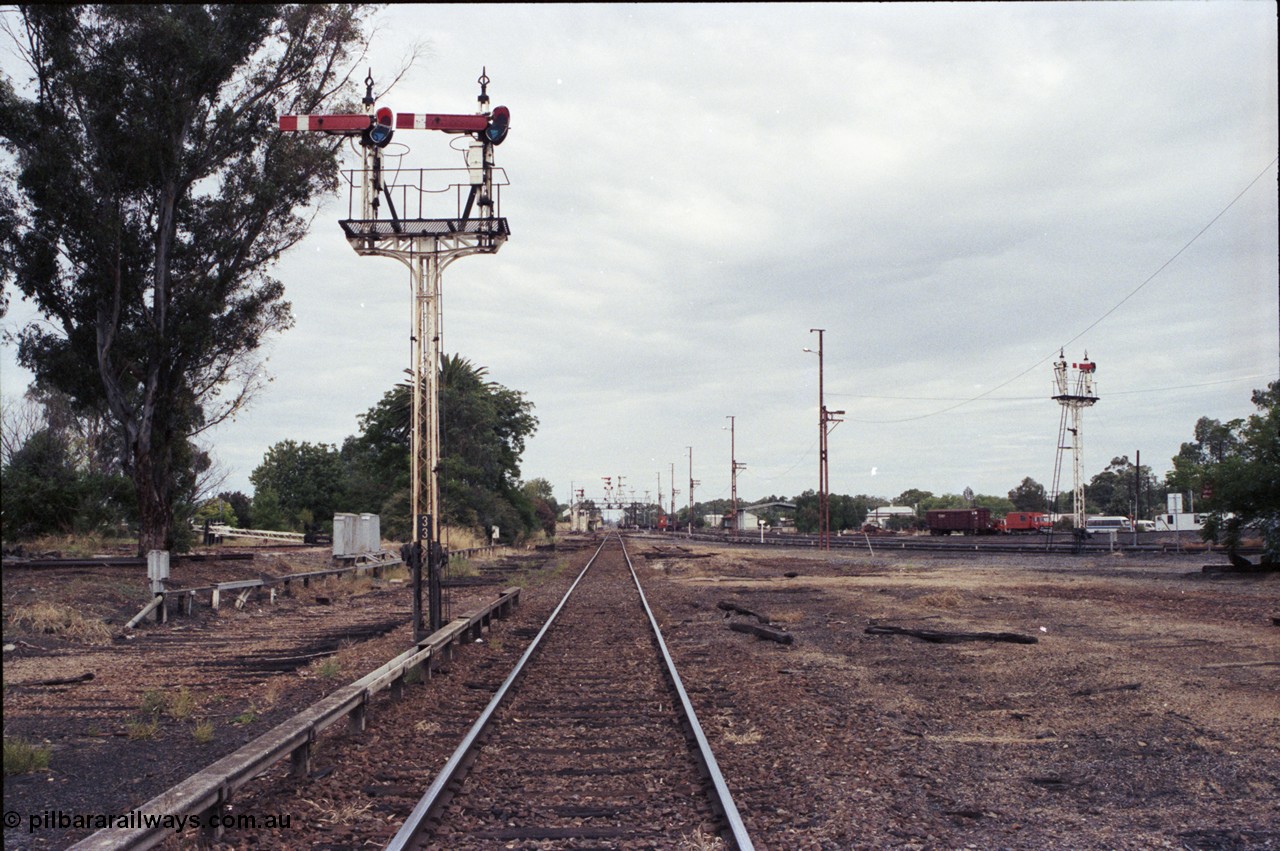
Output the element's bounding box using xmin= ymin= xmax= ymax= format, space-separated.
xmin=1049 ymin=351 xmax=1098 ymax=535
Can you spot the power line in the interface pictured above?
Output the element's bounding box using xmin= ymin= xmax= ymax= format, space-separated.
xmin=834 ymin=372 xmax=1277 ymax=407
xmin=835 ymin=156 xmax=1279 ymax=425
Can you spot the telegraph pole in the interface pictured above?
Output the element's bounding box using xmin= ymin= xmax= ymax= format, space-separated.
xmin=670 ymin=462 xmax=679 ymax=533
xmin=687 ymin=446 xmax=699 ymax=536
xmin=726 ymin=415 xmax=747 ymax=534
xmin=804 ymin=330 xmax=844 ymax=549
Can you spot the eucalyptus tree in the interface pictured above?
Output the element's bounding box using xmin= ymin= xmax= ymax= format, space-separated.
xmin=1 ymin=5 xmax=374 ymax=552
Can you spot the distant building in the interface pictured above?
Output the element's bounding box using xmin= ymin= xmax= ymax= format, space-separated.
xmin=1154 ymin=512 xmax=1212 ymax=532
xmin=567 ymin=503 xmax=603 ymax=533
xmin=865 ymin=505 xmax=917 ymax=527
xmin=737 ymin=501 xmax=796 ymax=532
xmin=722 ymin=509 xmax=762 ymax=531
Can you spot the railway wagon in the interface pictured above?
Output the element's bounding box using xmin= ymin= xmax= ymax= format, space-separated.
xmin=926 ymin=508 xmax=999 ymax=535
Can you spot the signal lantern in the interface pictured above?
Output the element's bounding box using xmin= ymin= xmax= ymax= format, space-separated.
xmin=484 ymin=106 xmax=510 ymax=145
xmin=366 ymin=106 xmax=395 ymax=148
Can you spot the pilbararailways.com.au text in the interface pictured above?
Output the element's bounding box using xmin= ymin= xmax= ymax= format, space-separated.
xmin=12 ymin=809 xmax=292 ymax=834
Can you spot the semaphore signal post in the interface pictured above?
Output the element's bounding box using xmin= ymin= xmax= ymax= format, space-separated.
xmin=1050 ymin=350 xmax=1098 ymax=543
xmin=281 ymin=70 xmax=511 ymax=640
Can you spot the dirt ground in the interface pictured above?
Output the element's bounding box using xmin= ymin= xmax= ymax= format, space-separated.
xmin=3 ymin=538 xmax=1278 ymax=849
xmin=639 ymin=543 xmax=1280 ymax=850
xmin=1 ymin=546 xmax=528 ymax=850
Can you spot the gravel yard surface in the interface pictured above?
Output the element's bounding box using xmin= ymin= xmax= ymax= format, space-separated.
xmin=4 ymin=536 xmax=1277 ymax=849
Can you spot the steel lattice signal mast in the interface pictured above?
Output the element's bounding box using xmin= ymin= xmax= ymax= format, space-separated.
xmin=281 ymin=70 xmax=511 ymax=640
xmin=1050 ymin=350 xmax=1098 ymax=534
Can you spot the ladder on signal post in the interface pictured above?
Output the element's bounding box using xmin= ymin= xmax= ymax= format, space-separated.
xmin=280 ymin=70 xmax=511 ymax=639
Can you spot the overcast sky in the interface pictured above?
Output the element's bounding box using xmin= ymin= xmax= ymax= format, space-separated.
xmin=2 ymin=3 xmax=1277 ymax=513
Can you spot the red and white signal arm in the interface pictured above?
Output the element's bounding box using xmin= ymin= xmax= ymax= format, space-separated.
xmin=278 ymin=114 xmax=371 ymax=133
xmin=281 ymin=107 xmax=510 ymax=145
xmin=395 ymin=112 xmax=488 ymax=132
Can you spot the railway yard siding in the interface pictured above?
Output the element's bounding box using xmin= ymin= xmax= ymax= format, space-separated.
xmin=4 ymin=537 xmax=1277 ymax=849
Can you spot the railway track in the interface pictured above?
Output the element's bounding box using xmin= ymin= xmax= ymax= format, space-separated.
xmin=387 ymin=533 xmax=752 ymax=850
xmin=679 ymin=529 xmax=1250 ymax=557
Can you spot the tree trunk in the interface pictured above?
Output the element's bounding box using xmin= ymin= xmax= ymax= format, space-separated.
xmin=133 ymin=448 xmax=173 ymax=555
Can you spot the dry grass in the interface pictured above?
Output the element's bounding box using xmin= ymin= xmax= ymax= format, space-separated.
xmin=677 ymin=829 xmax=728 ymax=850
xmin=301 ymin=797 xmax=373 ymax=825
xmin=441 ymin=525 xmax=487 ymax=550
xmin=166 ymin=686 xmax=197 ymax=721
xmin=126 ymin=718 xmax=158 ymax=740
xmin=139 ymin=689 xmax=167 ymax=716
xmin=192 ymin=719 xmax=214 ymax=744
xmin=12 ymin=533 xmax=135 ymax=558
xmin=312 ymin=657 xmax=342 ymax=679
xmin=6 ymin=601 xmax=114 ymax=645
xmin=256 ymin=676 xmax=286 ymax=710
xmin=768 ymin=608 xmax=807 ymax=626
xmin=380 ymin=563 xmax=409 ymax=582
xmin=447 ymin=556 xmax=478 ymax=578
xmin=723 ymin=725 xmax=764 ymax=746
xmin=917 ymin=589 xmax=967 ymax=609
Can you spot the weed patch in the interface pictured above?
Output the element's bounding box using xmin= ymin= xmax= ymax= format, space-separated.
xmin=4 ymin=738 xmax=51 ymax=775
xmin=192 ymin=719 xmax=214 ymax=744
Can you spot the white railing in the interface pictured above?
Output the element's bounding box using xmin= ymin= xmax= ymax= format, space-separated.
xmin=205 ymin=525 xmax=305 ymax=543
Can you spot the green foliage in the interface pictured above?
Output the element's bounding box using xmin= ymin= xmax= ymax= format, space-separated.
xmin=790 ymin=491 xmax=881 ymax=533
xmin=335 ymin=356 xmax=540 ymax=544
xmin=1086 ymin=457 xmax=1165 ymax=518
xmin=217 ymin=491 xmax=253 ymax=528
xmin=894 ymin=489 xmax=934 ymax=509
xmin=1172 ymin=382 xmax=1279 ymax=559
xmin=250 ymin=486 xmax=286 ymax=532
xmin=193 ymin=497 xmax=237 ymax=527
xmin=1007 ymin=477 xmax=1047 ymax=512
xmin=1 ymin=5 xmax=374 ymax=553
xmin=1 ymin=427 xmax=134 ymax=540
xmin=249 ymin=440 xmax=344 ymax=530
xmin=521 ymin=478 xmax=560 ymax=537
xmin=439 ymin=355 xmax=539 ymax=542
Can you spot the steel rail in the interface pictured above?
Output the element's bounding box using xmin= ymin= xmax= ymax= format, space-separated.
xmin=384 ymin=535 xmax=611 ymax=850
xmin=70 ymin=587 xmax=521 ymax=851
xmin=678 ymin=529 xmax=1231 ymax=556
xmin=617 ymin=534 xmax=755 ymax=850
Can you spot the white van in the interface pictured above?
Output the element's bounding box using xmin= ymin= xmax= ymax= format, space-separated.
xmin=1085 ymin=516 xmax=1133 ymax=535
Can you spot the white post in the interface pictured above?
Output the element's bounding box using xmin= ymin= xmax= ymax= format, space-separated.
xmin=147 ymin=550 xmax=170 ymax=594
